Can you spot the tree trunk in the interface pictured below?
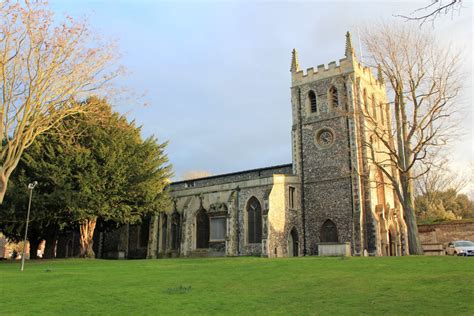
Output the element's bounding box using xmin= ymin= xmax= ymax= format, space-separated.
xmin=393 ymin=85 xmax=423 ymax=255
xmin=401 ymin=174 xmax=424 ymax=255
xmin=28 ymin=236 xmax=41 ymax=260
xmin=403 ymin=203 xmax=424 ymax=255
xmin=43 ymin=229 xmax=58 ymax=259
xmin=0 ymin=171 xmax=8 ymax=204
xmin=79 ymin=218 xmax=97 ymax=258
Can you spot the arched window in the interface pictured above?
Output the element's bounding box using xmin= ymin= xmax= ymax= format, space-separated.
xmin=308 ymin=90 xmax=317 ymax=113
xmin=363 ymin=89 xmax=368 ymax=112
xmin=247 ymin=197 xmax=262 ymax=243
xmin=171 ymin=211 xmax=181 ymax=250
xmin=196 ymin=208 xmax=209 ymax=249
xmin=320 ymin=219 xmax=338 ymax=242
xmin=329 ymin=86 xmax=338 ymax=108
xmin=371 ymin=94 xmax=377 ymax=120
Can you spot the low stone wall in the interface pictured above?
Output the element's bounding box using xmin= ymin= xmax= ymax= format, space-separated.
xmin=318 ymin=242 xmax=351 ymax=256
xmin=418 ymin=221 xmax=474 ymax=247
xmin=421 ymin=243 xmax=444 ymax=256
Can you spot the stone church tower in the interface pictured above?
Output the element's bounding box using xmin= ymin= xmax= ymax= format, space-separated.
xmin=290 ymin=33 xmax=408 ymax=256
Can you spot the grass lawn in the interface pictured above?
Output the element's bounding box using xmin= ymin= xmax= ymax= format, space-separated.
xmin=0 ymin=256 xmax=473 ymax=315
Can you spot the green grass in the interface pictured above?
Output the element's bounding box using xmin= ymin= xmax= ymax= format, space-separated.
xmin=1 ymin=256 xmax=473 ymax=315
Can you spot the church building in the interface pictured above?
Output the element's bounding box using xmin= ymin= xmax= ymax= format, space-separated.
xmin=57 ymin=33 xmax=409 ymax=259
xmin=143 ymin=32 xmax=409 ymax=258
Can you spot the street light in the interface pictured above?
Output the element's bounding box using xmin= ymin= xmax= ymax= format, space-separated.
xmin=20 ymin=181 xmax=38 ymax=272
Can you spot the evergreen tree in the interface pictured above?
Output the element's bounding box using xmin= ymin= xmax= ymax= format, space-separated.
xmin=1 ymin=98 xmax=172 ymax=258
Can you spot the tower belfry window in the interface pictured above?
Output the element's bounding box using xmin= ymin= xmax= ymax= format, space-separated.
xmin=308 ymin=90 xmax=317 ymax=113
xmin=329 ymin=86 xmax=338 ymax=107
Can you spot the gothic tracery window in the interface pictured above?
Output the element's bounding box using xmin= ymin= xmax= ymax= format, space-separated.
xmin=247 ymin=197 xmax=262 ymax=243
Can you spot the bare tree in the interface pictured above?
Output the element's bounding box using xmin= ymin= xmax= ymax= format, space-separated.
xmin=0 ymin=0 xmax=120 ymax=203
xmin=361 ymin=23 xmax=463 ymax=254
xmin=396 ymin=0 xmax=465 ymax=25
xmin=415 ymin=159 xmax=469 ymax=197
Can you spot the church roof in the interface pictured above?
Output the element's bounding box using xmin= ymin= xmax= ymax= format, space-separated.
xmin=171 ymin=163 xmax=293 ymax=186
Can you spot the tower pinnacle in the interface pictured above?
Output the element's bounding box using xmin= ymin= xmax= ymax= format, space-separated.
xmin=290 ymin=48 xmax=300 ymax=73
xmin=345 ymin=31 xmax=355 ymax=57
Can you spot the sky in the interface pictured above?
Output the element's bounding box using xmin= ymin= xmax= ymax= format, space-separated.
xmin=49 ymin=0 xmax=473 ymax=181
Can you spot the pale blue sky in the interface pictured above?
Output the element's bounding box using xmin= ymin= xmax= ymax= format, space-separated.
xmin=49 ymin=0 xmax=473 ymax=180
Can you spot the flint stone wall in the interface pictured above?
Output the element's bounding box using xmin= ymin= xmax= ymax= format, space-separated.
xmin=300 ymin=109 xmax=354 ymax=256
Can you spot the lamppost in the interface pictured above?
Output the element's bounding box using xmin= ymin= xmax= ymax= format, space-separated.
xmin=20 ymin=181 xmax=38 ymax=272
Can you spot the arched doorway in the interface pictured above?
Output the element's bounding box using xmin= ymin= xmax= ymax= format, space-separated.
xmin=196 ymin=208 xmax=209 ymax=249
xmin=320 ymin=219 xmax=338 ymax=242
xmin=288 ymin=228 xmax=299 ymax=257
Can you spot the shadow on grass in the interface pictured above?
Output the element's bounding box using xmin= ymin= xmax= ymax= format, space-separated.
xmin=164 ymin=285 xmax=192 ymax=295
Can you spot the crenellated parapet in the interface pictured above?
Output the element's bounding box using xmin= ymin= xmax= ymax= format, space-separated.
xmin=291 ymin=31 xmax=386 ymax=92
xmin=291 ymin=57 xmax=353 ymax=86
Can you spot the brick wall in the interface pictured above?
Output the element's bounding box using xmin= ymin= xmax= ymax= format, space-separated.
xmin=418 ymin=222 xmax=474 ymax=246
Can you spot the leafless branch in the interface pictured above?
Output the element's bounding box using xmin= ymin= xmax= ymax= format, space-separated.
xmin=0 ymin=0 xmax=122 ymax=203
xmin=395 ymin=0 xmax=465 ymax=26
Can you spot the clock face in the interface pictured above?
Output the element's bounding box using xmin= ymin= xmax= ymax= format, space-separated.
xmin=316 ymin=129 xmax=334 ymax=147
